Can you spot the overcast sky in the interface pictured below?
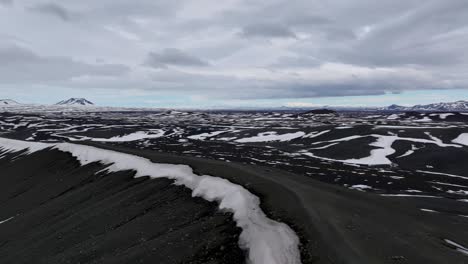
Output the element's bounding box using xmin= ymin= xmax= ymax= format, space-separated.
xmin=1 ymin=0 xmax=467 ymax=107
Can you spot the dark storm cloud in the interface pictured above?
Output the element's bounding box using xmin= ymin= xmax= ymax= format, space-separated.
xmin=144 ymin=48 xmax=209 ymax=68
xmin=27 ymin=3 xmax=73 ymax=21
xmin=0 ymin=45 xmax=129 ymax=83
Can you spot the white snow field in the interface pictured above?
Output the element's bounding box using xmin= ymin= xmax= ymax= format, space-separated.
xmin=452 ymin=133 xmax=468 ymax=146
xmin=0 ymin=137 xmax=302 ymax=264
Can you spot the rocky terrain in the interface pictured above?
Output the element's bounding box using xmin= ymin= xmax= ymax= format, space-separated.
xmin=1 ymin=108 xmax=467 ymax=263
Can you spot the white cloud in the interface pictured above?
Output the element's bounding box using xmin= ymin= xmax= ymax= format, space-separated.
xmin=0 ymin=0 xmax=467 ymax=105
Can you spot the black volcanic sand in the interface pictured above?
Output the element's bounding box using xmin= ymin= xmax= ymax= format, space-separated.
xmin=79 ymin=141 xmax=468 ymax=264
xmin=0 ymin=148 xmax=244 ymax=264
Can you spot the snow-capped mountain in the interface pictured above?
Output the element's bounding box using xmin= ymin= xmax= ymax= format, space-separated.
xmin=384 ymin=100 xmax=468 ymax=111
xmin=56 ymin=98 xmax=94 ymax=106
xmin=0 ymin=99 xmax=20 ymax=106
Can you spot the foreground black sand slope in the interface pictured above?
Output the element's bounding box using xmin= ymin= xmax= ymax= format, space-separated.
xmin=0 ymin=148 xmax=244 ymax=264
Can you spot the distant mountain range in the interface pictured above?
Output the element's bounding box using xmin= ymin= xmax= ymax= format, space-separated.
xmin=383 ymin=100 xmax=468 ymax=112
xmin=1 ymin=98 xmax=468 ymax=111
xmin=0 ymin=99 xmax=20 ymax=106
xmin=56 ymin=98 xmax=94 ymax=106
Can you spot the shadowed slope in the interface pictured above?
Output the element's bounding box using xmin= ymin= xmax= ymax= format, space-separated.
xmin=0 ymin=148 xmax=244 ymax=264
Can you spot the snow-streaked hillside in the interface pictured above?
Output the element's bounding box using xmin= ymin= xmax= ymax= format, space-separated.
xmin=385 ymin=100 xmax=468 ymax=111
xmin=56 ymin=98 xmax=94 ymax=106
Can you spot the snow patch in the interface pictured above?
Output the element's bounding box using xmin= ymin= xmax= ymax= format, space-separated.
xmin=303 ymin=130 xmax=330 ymax=139
xmin=396 ymin=144 xmax=420 ymax=158
xmin=343 ymin=135 xmax=396 ymax=165
xmin=380 ymin=194 xmax=441 ymax=198
xmin=452 ymin=133 xmax=468 ymax=146
xmin=417 ymin=170 xmax=468 ymax=180
xmin=236 ymin=131 xmax=305 ymax=143
xmin=414 ymin=116 xmax=432 ymax=122
xmin=439 ymin=113 xmax=455 ymax=119
xmin=444 ymin=239 xmax=468 ymax=256
xmin=349 ymin=185 xmax=373 ymax=191
xmin=304 ymin=134 xmax=460 ymax=166
xmin=420 ymin=208 xmax=438 ymax=213
xmin=80 ymin=130 xmax=165 ymax=142
xmin=387 ymin=114 xmax=400 ymax=120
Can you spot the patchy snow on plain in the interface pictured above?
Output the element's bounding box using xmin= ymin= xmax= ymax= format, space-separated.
xmin=429 ymin=181 xmax=468 ymax=188
xmin=374 ymin=125 xmax=455 ymax=129
xmin=380 ymin=194 xmax=441 ymax=198
xmin=304 ymin=134 xmax=461 ymax=166
xmin=85 ymin=130 xmax=166 ymax=142
xmin=430 ymin=113 xmax=454 ymax=119
xmin=447 ymin=190 xmax=468 ymax=195
xmin=346 ymin=134 xmax=460 ymax=165
xmin=417 ymin=170 xmax=468 ymax=180
xmin=0 ymin=137 xmax=302 ymax=264
xmin=420 ymin=208 xmax=438 ymax=213
xmin=309 ymin=143 xmax=339 ymax=150
xmin=414 ymin=116 xmax=432 ymax=122
xmin=236 ymin=131 xmax=305 ymax=143
xmin=396 ymin=144 xmax=420 ymax=158
xmin=343 ymin=136 xmax=396 ymax=165
xmin=188 ymin=131 xmax=227 ymax=140
xmin=303 ymin=130 xmax=330 ymax=139
xmin=349 ymin=185 xmax=373 ymax=191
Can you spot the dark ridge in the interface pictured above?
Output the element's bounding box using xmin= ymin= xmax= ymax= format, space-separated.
xmin=0 ymin=149 xmax=244 ymax=264
xmin=299 ymin=109 xmax=338 ymax=116
xmin=402 ymin=111 xmax=422 ymax=117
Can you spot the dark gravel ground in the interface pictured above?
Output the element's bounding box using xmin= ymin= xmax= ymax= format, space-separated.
xmin=1 ymin=110 xmax=468 ymax=263
xmin=0 ymin=148 xmax=244 ymax=264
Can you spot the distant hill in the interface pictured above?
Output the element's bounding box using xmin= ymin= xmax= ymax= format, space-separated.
xmin=384 ymin=100 xmax=468 ymax=112
xmin=298 ymin=109 xmax=338 ymax=117
xmin=301 ymin=109 xmax=337 ymax=115
xmin=0 ymin=99 xmax=20 ymax=106
xmin=56 ymin=98 xmax=94 ymax=106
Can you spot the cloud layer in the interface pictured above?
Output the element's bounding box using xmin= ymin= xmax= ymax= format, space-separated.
xmin=0 ymin=0 xmax=467 ymax=105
